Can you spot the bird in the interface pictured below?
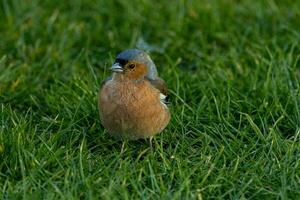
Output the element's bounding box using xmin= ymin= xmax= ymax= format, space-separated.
xmin=98 ymin=49 xmax=170 ymax=141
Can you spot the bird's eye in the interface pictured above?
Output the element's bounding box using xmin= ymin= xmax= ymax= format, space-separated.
xmin=128 ymin=64 xmax=136 ymax=69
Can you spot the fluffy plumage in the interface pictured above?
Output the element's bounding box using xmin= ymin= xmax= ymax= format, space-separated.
xmin=98 ymin=49 xmax=170 ymax=140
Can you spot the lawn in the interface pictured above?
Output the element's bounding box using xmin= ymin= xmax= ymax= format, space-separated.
xmin=0 ymin=0 xmax=300 ymax=199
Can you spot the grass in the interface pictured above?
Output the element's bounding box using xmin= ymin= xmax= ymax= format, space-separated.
xmin=0 ymin=0 xmax=300 ymax=199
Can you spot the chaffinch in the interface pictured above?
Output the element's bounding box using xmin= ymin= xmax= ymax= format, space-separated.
xmin=98 ymin=49 xmax=170 ymax=140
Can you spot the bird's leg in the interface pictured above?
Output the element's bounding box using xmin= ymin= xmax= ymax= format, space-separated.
xmin=149 ymin=136 xmax=153 ymax=151
xmin=120 ymin=140 xmax=126 ymax=155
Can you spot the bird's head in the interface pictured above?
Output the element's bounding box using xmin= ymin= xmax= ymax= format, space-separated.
xmin=110 ymin=49 xmax=158 ymax=81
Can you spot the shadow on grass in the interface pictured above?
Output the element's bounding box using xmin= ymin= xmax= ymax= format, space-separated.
xmin=85 ymin=126 xmax=154 ymax=161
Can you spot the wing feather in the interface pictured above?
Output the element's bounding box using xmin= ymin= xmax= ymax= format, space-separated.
xmin=146 ymin=77 xmax=170 ymax=104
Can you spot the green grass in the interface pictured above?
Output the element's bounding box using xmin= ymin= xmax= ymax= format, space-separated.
xmin=0 ymin=0 xmax=300 ymax=199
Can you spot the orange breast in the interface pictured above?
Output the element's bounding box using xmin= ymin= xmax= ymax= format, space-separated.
xmin=99 ymin=80 xmax=170 ymax=140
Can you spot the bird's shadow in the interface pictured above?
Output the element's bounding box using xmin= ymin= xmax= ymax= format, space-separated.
xmin=85 ymin=128 xmax=155 ymax=161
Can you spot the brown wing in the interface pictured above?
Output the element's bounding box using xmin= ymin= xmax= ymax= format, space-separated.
xmin=146 ymin=77 xmax=168 ymax=96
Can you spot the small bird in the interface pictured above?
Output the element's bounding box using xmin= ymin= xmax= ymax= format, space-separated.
xmin=98 ymin=49 xmax=170 ymax=140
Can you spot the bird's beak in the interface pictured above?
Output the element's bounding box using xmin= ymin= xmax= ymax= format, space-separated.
xmin=110 ymin=63 xmax=123 ymax=73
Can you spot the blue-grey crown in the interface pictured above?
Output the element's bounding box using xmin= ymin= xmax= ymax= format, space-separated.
xmin=116 ymin=49 xmax=158 ymax=80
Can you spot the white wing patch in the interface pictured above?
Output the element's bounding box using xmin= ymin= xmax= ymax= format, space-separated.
xmin=159 ymin=93 xmax=168 ymax=109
